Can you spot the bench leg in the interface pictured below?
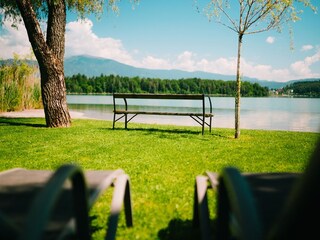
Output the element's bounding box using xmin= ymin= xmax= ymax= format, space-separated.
xmin=193 ymin=176 xmax=212 ymax=240
xmin=202 ymin=119 xmax=205 ymax=135
xmin=106 ymin=174 xmax=133 ymax=240
xmin=125 ymin=114 xmax=128 ymax=130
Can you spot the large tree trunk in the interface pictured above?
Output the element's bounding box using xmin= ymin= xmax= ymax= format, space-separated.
xmin=39 ymin=58 xmax=71 ymax=128
xmin=235 ymin=34 xmax=243 ymax=139
xmin=16 ymin=0 xmax=71 ymax=127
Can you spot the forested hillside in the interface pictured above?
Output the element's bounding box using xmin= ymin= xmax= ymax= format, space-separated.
xmin=283 ymin=80 xmax=320 ymax=97
xmin=65 ymin=74 xmax=269 ymax=97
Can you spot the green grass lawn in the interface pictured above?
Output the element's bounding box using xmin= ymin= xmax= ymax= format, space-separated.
xmin=0 ymin=117 xmax=319 ymax=239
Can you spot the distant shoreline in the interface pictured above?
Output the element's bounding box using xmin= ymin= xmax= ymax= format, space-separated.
xmin=66 ymin=93 xmax=320 ymax=99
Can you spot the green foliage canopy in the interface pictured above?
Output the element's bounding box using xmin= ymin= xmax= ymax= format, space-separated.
xmin=283 ymin=80 xmax=320 ymax=97
xmin=0 ymin=0 xmax=139 ymax=24
xmin=65 ymin=74 xmax=269 ymax=97
xmin=204 ymin=0 xmax=317 ymax=36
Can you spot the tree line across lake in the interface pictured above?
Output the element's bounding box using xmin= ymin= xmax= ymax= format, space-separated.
xmin=65 ymin=74 xmax=269 ymax=97
xmin=283 ymin=80 xmax=320 ymax=97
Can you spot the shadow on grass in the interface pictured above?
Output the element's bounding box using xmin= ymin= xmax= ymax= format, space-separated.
xmin=158 ymin=218 xmax=217 ymax=240
xmin=89 ymin=215 xmax=104 ymax=236
xmin=210 ymin=132 xmax=234 ymax=139
xmin=0 ymin=117 xmax=46 ymax=128
xmin=111 ymin=127 xmax=233 ymax=140
xmin=111 ymin=127 xmax=206 ymax=135
xmin=158 ymin=218 xmax=200 ymax=240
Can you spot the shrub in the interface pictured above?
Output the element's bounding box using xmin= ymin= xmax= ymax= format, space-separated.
xmin=0 ymin=54 xmax=42 ymax=112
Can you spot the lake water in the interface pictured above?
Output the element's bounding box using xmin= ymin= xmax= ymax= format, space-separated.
xmin=67 ymin=95 xmax=320 ymax=133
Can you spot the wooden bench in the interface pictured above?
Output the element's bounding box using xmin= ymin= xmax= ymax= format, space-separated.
xmin=112 ymin=93 xmax=213 ymax=134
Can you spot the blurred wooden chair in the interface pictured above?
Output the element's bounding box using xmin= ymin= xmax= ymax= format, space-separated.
xmin=0 ymin=164 xmax=133 ymax=240
xmin=193 ymin=139 xmax=320 ymax=240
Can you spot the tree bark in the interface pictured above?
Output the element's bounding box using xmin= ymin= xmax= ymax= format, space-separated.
xmin=16 ymin=0 xmax=71 ymax=127
xmin=235 ymin=33 xmax=243 ymax=139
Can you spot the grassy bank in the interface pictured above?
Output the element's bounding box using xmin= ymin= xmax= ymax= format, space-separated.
xmin=0 ymin=117 xmax=319 ymax=239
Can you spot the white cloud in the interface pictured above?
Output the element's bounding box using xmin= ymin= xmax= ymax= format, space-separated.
xmin=266 ymin=36 xmax=275 ymax=44
xmin=0 ymin=19 xmax=32 ymax=59
xmin=301 ymin=45 xmax=313 ymax=51
xmin=141 ymin=56 xmax=171 ymax=69
xmin=65 ymin=19 xmax=136 ymax=65
xmin=147 ymin=49 xmax=320 ymax=81
xmin=192 ymin=57 xmax=237 ymax=75
xmin=241 ymin=59 xmax=292 ymax=82
xmin=290 ymin=50 xmax=320 ymax=78
xmin=189 ymin=55 xmax=293 ymax=82
xmin=175 ymin=51 xmax=196 ymax=71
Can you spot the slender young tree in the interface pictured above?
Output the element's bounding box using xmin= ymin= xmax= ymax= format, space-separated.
xmin=0 ymin=0 xmax=137 ymax=127
xmin=204 ymin=0 xmax=316 ymax=138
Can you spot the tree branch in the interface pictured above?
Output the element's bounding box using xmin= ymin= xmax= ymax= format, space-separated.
xmin=242 ymin=0 xmax=254 ymax=32
xmin=245 ymin=2 xmax=290 ymax=34
xmin=15 ymin=0 xmax=49 ymax=64
xmin=46 ymin=0 xmax=66 ymax=61
xmin=216 ymin=2 xmax=239 ymax=32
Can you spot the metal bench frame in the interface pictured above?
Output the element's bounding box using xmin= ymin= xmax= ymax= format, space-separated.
xmin=0 ymin=164 xmax=133 ymax=240
xmin=113 ymin=93 xmax=213 ymax=134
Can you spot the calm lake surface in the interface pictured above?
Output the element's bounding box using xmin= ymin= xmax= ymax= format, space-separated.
xmin=67 ymin=95 xmax=320 ymax=133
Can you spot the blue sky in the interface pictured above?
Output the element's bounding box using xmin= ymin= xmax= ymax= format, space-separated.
xmin=1 ymin=0 xmax=319 ymax=82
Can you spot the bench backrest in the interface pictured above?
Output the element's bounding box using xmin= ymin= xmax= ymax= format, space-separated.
xmin=113 ymin=93 xmax=206 ymax=100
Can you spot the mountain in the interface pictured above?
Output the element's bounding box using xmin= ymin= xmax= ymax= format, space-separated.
xmin=66 ymin=55 xmax=315 ymax=89
xmin=64 ymin=55 xmax=241 ymax=80
xmin=64 ymin=55 xmax=276 ymax=85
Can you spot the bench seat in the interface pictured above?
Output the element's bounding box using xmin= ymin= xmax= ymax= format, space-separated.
xmin=114 ymin=110 xmax=213 ymax=117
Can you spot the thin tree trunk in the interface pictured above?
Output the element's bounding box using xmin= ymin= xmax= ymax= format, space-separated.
xmin=16 ymin=0 xmax=71 ymax=127
xmin=235 ymin=33 xmax=243 ymax=139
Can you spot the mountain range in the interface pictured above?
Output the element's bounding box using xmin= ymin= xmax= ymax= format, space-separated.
xmin=64 ymin=55 xmax=249 ymax=81
xmin=64 ymin=55 xmax=317 ymax=89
